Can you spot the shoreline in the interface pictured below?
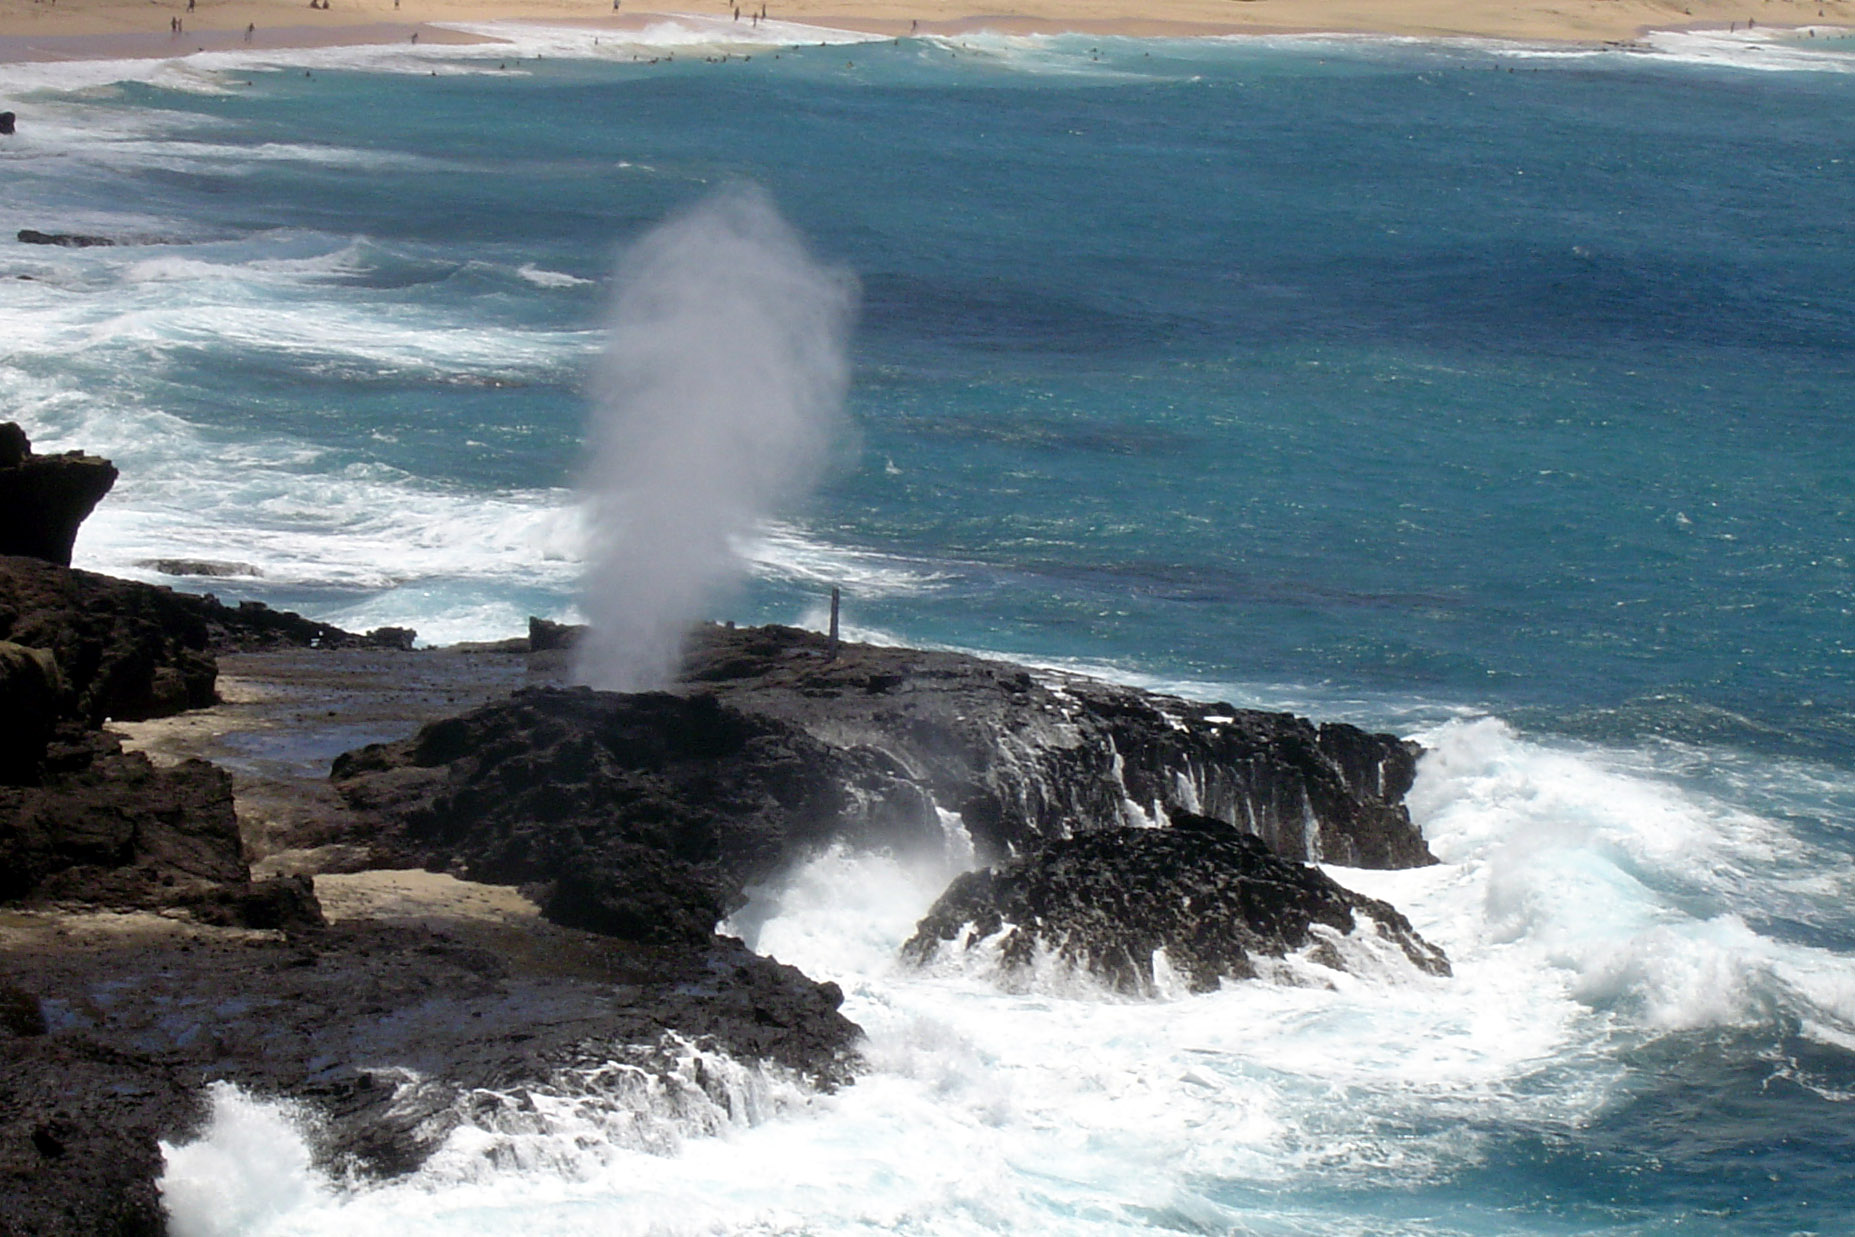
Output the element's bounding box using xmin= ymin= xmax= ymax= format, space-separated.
xmin=1 ymin=0 xmax=1851 ymax=65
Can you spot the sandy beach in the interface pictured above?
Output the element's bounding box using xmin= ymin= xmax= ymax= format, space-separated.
xmin=0 ymin=0 xmax=1849 ymax=61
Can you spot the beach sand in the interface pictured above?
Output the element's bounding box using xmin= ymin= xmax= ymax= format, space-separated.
xmin=1 ymin=0 xmax=1849 ymax=61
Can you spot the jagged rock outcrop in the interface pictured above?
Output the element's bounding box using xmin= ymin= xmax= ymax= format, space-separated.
xmin=0 ymin=727 xmax=244 ymax=905
xmin=682 ymin=623 xmax=1432 ymax=869
xmin=0 ymin=423 xmax=118 ymax=567
xmin=332 ymin=687 xmax=942 ymax=941
xmin=903 ymin=812 xmax=1450 ymax=995
xmin=0 ymin=557 xmax=217 ymax=726
xmin=0 ymin=554 xmax=415 ymax=730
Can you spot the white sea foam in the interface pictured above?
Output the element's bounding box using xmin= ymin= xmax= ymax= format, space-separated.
xmin=0 ymin=12 xmax=884 ymax=103
xmin=516 ymin=263 xmax=593 ymax=289
xmin=1401 ymin=716 xmax=1855 ymax=1041
xmin=739 ymin=521 xmax=951 ymax=598
xmin=438 ymin=15 xmax=884 ymax=61
xmin=1632 ymin=26 xmax=1855 ymax=73
xmin=159 ymin=1083 xmax=329 ymax=1237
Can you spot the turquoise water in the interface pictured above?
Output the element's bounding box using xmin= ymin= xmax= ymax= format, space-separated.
xmin=6 ymin=21 xmax=1855 ymax=1235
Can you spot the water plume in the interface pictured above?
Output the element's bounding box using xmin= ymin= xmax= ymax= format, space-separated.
xmin=574 ymin=186 xmax=856 ymax=691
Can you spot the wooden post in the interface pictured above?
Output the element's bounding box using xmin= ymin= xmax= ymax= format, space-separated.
xmin=828 ymin=586 xmax=840 ymax=659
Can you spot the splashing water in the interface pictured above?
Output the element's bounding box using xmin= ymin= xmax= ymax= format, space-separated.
xmin=572 ymin=186 xmax=857 ymax=691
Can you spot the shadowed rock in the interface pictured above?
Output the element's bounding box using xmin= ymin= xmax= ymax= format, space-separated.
xmin=0 ymin=555 xmax=419 ymax=730
xmin=332 ymin=686 xmax=941 ymax=940
xmin=904 ymin=812 xmax=1450 ymax=995
xmin=680 ymin=623 xmax=1433 ymax=869
xmin=0 ymin=422 xmax=118 ymax=567
xmin=16 ymin=229 xmax=113 ymax=248
xmin=0 ymin=641 xmax=61 ymax=785
xmin=0 ymin=727 xmax=246 ymax=907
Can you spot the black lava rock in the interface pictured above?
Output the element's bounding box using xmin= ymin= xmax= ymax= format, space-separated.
xmin=904 ymin=812 xmax=1450 ymax=994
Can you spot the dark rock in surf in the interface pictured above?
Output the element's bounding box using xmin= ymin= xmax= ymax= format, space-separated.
xmin=332 ymin=625 xmax=1435 ymax=957
xmin=0 ymin=113 xmax=15 ymax=136
xmin=140 ymin=557 xmax=264 ymax=579
xmin=0 ymin=422 xmax=118 ymax=567
xmin=16 ymin=229 xmax=114 ymax=248
xmin=904 ymin=811 xmax=1450 ymax=995
xmin=0 ymin=1036 xmax=203 ymax=1237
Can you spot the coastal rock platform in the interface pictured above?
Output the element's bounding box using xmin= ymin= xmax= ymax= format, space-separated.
xmin=2 ymin=575 xmax=1445 ymax=1234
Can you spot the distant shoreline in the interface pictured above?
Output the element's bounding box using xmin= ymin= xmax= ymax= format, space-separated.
xmin=1 ymin=0 xmax=1850 ymax=64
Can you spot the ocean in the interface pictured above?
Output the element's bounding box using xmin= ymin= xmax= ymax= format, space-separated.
xmin=4 ymin=17 xmax=1854 ymax=1234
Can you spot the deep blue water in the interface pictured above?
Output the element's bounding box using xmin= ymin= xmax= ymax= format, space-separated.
xmin=5 ymin=23 xmax=1854 ymax=1235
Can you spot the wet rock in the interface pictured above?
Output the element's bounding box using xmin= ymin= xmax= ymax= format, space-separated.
xmin=0 ymin=1037 xmax=201 ymax=1237
xmin=0 ymin=422 xmax=118 ymax=568
xmin=140 ymin=558 xmax=264 ymax=579
xmin=0 ymin=983 xmax=45 ymax=1037
xmin=15 ymin=229 xmax=113 ymax=248
xmin=681 ymin=623 xmax=1434 ymax=868
xmin=904 ymin=812 xmax=1451 ymax=995
xmin=0 ymin=113 xmax=14 ymax=136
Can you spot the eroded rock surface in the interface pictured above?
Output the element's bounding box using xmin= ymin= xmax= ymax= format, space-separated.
xmin=680 ymin=624 xmax=1432 ymax=869
xmin=332 ymin=687 xmax=939 ymax=941
xmin=0 ymin=905 xmax=858 ymax=1233
xmin=0 ymin=554 xmax=415 ymax=731
xmin=904 ymin=812 xmax=1451 ymax=995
